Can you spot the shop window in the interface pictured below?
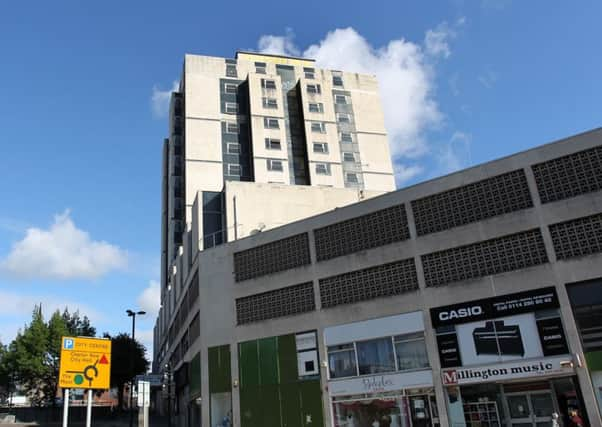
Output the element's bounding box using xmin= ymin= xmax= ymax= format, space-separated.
xmin=327 ymin=343 xmax=357 ymax=379
xmin=394 ymin=333 xmax=429 ymax=370
xmin=356 ymin=337 xmax=396 ymax=375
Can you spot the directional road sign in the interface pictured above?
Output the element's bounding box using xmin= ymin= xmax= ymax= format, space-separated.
xmin=59 ymin=336 xmax=112 ymax=389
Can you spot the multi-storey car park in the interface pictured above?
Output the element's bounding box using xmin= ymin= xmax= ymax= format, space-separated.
xmin=153 ymin=51 xmax=602 ymax=427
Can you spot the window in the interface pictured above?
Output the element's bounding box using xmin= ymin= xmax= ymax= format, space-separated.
xmin=307 ymin=84 xmax=321 ymax=94
xmin=328 ymin=344 xmax=357 ymax=378
xmin=337 ymin=113 xmax=351 ymax=123
xmin=263 ymin=117 xmax=279 ymax=129
xmin=346 ymin=173 xmax=359 ymax=184
xmin=226 ymin=65 xmax=237 ymax=78
xmin=340 ymin=132 xmax=353 ymax=143
xmin=394 ymin=333 xmax=429 ymax=371
xmin=265 ymin=138 xmax=281 ymax=150
xmin=311 ymin=122 xmax=326 ymax=133
xmin=225 ymin=122 xmax=238 ymax=134
xmin=343 ymin=152 xmax=355 ymax=162
xmin=315 ymin=163 xmax=331 ymax=175
xmin=262 ymin=97 xmax=278 ymax=109
xmin=261 ymin=79 xmax=277 ymax=90
xmin=335 ymin=94 xmax=348 ymax=105
xmin=227 ymin=164 xmax=241 ymax=176
xmin=225 ymin=102 xmax=238 ymax=114
xmin=227 ymin=143 xmax=240 ymax=154
xmin=332 ymin=75 xmax=343 ymax=86
xmin=224 ymin=83 xmax=237 ymax=94
xmin=308 ymin=103 xmax=324 ymax=113
xmin=267 ymin=159 xmax=283 ymax=171
xmin=313 ymin=142 xmax=329 ymax=154
xmin=304 ymin=67 xmax=315 ymax=79
xmin=356 ymin=337 xmax=396 ymax=375
xmin=255 ymin=62 xmax=267 ymax=74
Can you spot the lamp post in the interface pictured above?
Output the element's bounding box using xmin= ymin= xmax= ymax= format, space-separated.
xmin=126 ymin=309 xmax=145 ymax=427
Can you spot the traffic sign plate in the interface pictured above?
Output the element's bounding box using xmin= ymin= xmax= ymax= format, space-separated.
xmin=59 ymin=336 xmax=112 ymax=389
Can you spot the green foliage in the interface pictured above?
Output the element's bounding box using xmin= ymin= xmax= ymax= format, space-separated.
xmin=2 ymin=305 xmax=98 ymax=406
xmin=102 ymin=332 xmax=149 ymax=410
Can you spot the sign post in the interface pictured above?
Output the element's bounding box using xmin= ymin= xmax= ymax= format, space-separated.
xmin=59 ymin=336 xmax=112 ymax=427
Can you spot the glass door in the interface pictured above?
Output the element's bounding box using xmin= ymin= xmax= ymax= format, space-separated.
xmin=505 ymin=391 xmax=555 ymax=427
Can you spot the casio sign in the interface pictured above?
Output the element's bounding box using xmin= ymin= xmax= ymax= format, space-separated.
xmin=439 ymin=306 xmax=483 ymax=321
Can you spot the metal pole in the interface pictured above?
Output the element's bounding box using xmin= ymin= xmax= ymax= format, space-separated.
xmin=86 ymin=389 xmax=92 ymax=427
xmin=129 ymin=314 xmax=136 ymax=427
xmin=62 ymin=389 xmax=69 ymax=427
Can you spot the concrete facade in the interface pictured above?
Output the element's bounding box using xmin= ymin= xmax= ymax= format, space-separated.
xmin=153 ymin=128 xmax=602 ymax=427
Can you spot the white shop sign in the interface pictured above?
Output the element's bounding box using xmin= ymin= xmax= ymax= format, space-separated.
xmin=329 ymin=369 xmax=433 ymax=397
xmin=442 ymin=355 xmax=574 ymax=386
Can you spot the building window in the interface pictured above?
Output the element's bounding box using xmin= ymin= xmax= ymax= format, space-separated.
xmin=307 ymin=84 xmax=321 ymax=94
xmin=255 ymin=62 xmax=267 ymax=74
xmin=264 ymin=117 xmax=279 ymax=129
xmin=308 ymin=103 xmax=324 ymax=113
xmin=226 ymin=122 xmax=238 ymax=134
xmin=265 ymin=138 xmax=282 ymax=150
xmin=227 ymin=143 xmax=240 ymax=154
xmin=340 ymin=132 xmax=353 ymax=143
xmin=225 ymin=102 xmax=238 ymax=114
xmin=334 ymin=94 xmax=348 ymax=105
xmin=311 ymin=122 xmax=326 ymax=133
xmin=226 ymin=65 xmax=237 ymax=78
xmin=227 ymin=164 xmax=241 ymax=176
xmin=356 ymin=337 xmax=396 ymax=375
xmin=394 ymin=333 xmax=429 ymax=371
xmin=337 ymin=113 xmax=351 ymax=123
xmin=343 ymin=152 xmax=355 ymax=162
xmin=267 ymin=159 xmax=283 ymax=172
xmin=315 ymin=163 xmax=331 ymax=175
xmin=346 ymin=173 xmax=359 ymax=183
xmin=313 ymin=142 xmax=329 ymax=154
xmin=262 ymin=97 xmax=278 ymax=109
xmin=328 ymin=344 xmax=357 ymax=379
xmin=304 ymin=67 xmax=315 ymax=79
xmin=332 ymin=75 xmax=343 ymax=86
xmin=261 ymin=79 xmax=277 ymax=90
xmin=224 ymin=83 xmax=237 ymax=94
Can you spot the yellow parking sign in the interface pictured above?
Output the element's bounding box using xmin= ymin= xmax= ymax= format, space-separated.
xmin=59 ymin=336 xmax=111 ymax=389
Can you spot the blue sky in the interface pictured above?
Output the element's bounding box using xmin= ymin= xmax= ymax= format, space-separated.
xmin=0 ymin=0 xmax=600 ymax=354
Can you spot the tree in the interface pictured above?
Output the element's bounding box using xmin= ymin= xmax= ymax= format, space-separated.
xmin=103 ymin=333 xmax=149 ymax=410
xmin=43 ymin=311 xmax=69 ymax=406
xmin=0 ymin=341 xmax=9 ymax=403
xmin=62 ymin=309 xmax=96 ymax=337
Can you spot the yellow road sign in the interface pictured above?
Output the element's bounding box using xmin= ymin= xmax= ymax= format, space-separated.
xmin=59 ymin=336 xmax=111 ymax=389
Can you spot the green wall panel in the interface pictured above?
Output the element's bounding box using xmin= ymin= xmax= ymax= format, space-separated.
xmin=189 ymin=352 xmax=201 ymax=398
xmin=281 ymin=383 xmax=302 ymax=427
xmin=259 ymin=337 xmax=279 ymax=385
xmin=299 ymin=380 xmax=324 ymax=427
xmin=261 ymin=384 xmax=282 ymax=427
xmin=278 ymin=334 xmax=298 ymax=384
xmin=239 ymin=340 xmax=259 ymax=387
xmin=240 ymin=386 xmax=261 ymax=427
xmin=209 ymin=345 xmax=231 ymax=393
xmin=586 ymin=350 xmax=602 ymax=371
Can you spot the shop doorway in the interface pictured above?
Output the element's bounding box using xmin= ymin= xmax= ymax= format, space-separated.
xmin=505 ymin=391 xmax=555 ymax=427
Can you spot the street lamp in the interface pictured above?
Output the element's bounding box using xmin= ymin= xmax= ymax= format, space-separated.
xmin=126 ymin=309 xmax=145 ymax=427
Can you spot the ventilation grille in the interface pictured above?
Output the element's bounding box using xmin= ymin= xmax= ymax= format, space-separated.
xmin=422 ymin=229 xmax=548 ymax=287
xmin=550 ymin=213 xmax=602 ymax=260
xmin=319 ymin=259 xmax=418 ymax=308
xmin=532 ymin=145 xmax=602 ymax=204
xmin=314 ymin=205 xmax=410 ymax=261
xmin=412 ymin=169 xmax=533 ymax=236
xmin=234 ymin=233 xmax=311 ymax=282
xmin=236 ymin=282 xmax=315 ymax=324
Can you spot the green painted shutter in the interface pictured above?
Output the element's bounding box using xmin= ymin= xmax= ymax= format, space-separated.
xmin=259 ymin=337 xmax=279 ymax=385
xmin=278 ymin=334 xmax=298 ymax=384
xmin=239 ymin=340 xmax=259 ymax=387
xmin=189 ymin=352 xmax=201 ymax=398
xmin=209 ymin=345 xmax=231 ymax=393
xmin=299 ymin=380 xmax=324 ymax=427
xmin=280 ymin=383 xmax=302 ymax=427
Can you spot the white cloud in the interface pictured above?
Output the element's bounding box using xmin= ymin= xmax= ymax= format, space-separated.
xmin=257 ymin=25 xmax=462 ymax=183
xmin=1 ymin=210 xmax=127 ymax=280
xmin=257 ymin=28 xmax=300 ymax=57
xmin=136 ymin=329 xmax=154 ymax=357
xmin=137 ymin=280 xmax=160 ymax=318
xmin=439 ymin=131 xmax=473 ymax=174
xmin=151 ymin=80 xmax=179 ymax=118
xmin=478 ymin=69 xmax=498 ymax=88
xmin=424 ymin=22 xmax=456 ymax=58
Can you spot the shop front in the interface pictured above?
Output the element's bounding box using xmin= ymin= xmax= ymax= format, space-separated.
xmin=431 ymin=287 xmax=589 ymax=427
xmin=325 ymin=312 xmax=439 ymax=427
